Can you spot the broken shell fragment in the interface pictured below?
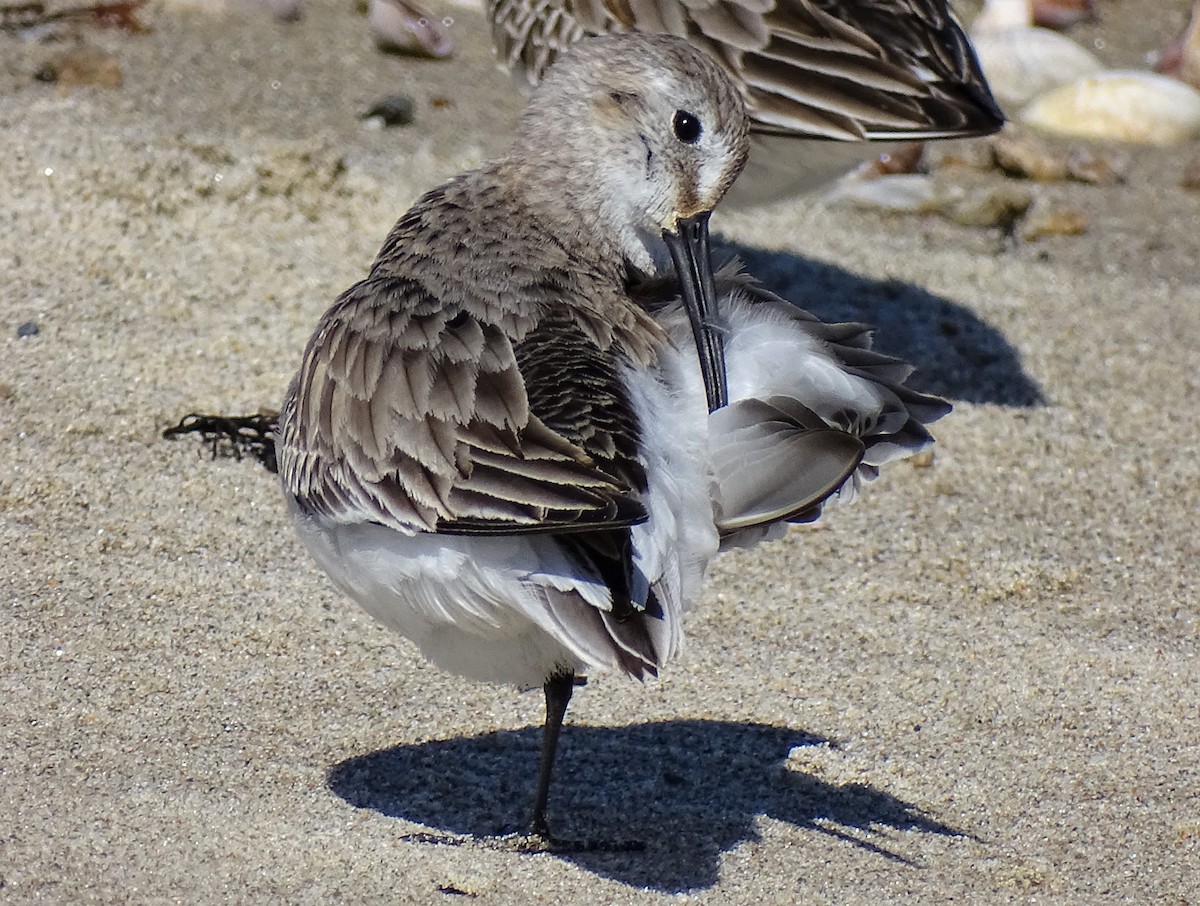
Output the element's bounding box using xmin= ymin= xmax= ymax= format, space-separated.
xmin=989 ymin=129 xmax=1070 ymax=181
xmin=1063 ymin=146 xmax=1128 ymax=185
xmin=984 ymin=128 xmax=1129 ymax=184
xmin=942 ymin=183 xmax=1034 ymax=230
xmin=1020 ymin=201 xmax=1087 ymax=241
xmin=35 ymin=45 xmax=123 ymax=89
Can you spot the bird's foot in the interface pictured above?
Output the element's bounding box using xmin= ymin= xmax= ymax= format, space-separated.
xmin=506 ymin=828 xmax=646 ymax=854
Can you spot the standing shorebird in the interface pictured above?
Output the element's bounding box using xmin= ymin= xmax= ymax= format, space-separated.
xmin=277 ymin=33 xmax=947 ymax=840
xmin=486 ymin=0 xmax=1006 ymax=202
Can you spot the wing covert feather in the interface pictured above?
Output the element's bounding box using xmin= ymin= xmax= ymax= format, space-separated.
xmin=279 ymin=275 xmax=649 ymax=536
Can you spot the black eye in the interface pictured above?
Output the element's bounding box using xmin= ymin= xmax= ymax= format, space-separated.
xmin=673 ymin=109 xmax=702 ymax=144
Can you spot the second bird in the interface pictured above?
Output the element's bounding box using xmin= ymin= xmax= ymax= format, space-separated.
xmin=487 ymin=0 xmax=1006 ymax=202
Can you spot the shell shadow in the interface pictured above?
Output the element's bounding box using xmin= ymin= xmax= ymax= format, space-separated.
xmin=718 ymin=241 xmax=1045 ymax=408
xmin=328 ymin=719 xmax=967 ymax=891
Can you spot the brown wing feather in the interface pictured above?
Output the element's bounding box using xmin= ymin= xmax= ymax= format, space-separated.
xmin=279 ymin=274 xmax=650 ymax=537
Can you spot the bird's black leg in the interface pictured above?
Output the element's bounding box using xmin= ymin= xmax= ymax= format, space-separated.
xmin=529 ymin=671 xmax=575 ymax=838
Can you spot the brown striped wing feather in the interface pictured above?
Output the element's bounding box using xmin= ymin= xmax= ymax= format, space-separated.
xmin=278 ymin=275 xmax=650 ymax=537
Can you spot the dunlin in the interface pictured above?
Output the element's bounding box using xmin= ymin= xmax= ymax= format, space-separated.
xmin=487 ymin=0 xmax=1005 ymax=202
xmin=277 ymin=32 xmax=947 ymax=840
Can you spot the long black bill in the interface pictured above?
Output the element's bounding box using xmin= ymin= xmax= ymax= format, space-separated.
xmin=663 ymin=211 xmax=728 ymax=412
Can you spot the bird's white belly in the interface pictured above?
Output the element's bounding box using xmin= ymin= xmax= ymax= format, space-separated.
xmin=287 ymin=504 xmax=598 ymax=686
xmin=284 ymin=342 xmax=718 ymax=689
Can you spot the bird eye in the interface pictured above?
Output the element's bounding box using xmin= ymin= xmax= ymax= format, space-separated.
xmin=673 ymin=110 xmax=702 ymax=144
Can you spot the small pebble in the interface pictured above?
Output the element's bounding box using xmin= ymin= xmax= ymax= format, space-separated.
xmin=361 ymin=95 xmax=415 ymax=127
xmin=909 ymin=450 xmax=936 ymax=468
xmin=1020 ymin=201 xmax=1088 ymax=241
xmin=34 ymin=46 xmax=123 ymax=89
xmin=17 ymin=320 xmax=40 ymax=338
xmin=855 ymin=142 xmax=927 ymax=179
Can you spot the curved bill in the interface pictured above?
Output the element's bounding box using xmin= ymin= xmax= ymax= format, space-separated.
xmin=663 ymin=211 xmax=728 ymax=412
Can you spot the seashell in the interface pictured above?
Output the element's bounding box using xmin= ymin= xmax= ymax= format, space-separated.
xmin=368 ymin=0 xmax=453 ymax=59
xmin=1151 ymin=0 xmax=1200 ymax=91
xmin=826 ymin=173 xmax=941 ymax=214
xmin=1031 ymin=0 xmax=1097 ymax=31
xmin=973 ymin=0 xmax=1097 ymax=34
xmin=969 ymin=28 xmax=1102 ymax=112
xmin=1022 ymin=71 xmax=1200 ymax=145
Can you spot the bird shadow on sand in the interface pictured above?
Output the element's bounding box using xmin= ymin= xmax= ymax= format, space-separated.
xmin=328 ymin=719 xmax=967 ymax=891
xmin=716 ymin=240 xmax=1045 ymax=408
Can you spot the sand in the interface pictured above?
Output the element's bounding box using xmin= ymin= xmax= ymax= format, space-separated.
xmin=1 ymin=1 xmax=1198 ymax=901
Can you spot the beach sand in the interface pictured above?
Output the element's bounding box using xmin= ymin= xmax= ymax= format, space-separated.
xmin=2 ymin=1 xmax=1198 ymax=900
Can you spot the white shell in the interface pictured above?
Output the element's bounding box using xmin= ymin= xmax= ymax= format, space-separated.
xmin=825 ymin=173 xmax=940 ymax=214
xmin=970 ymin=27 xmax=1102 ymax=112
xmin=368 ymin=0 xmax=453 ymax=58
xmin=972 ymin=0 xmax=1034 ymax=33
xmin=1022 ymin=70 xmax=1200 ymax=145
